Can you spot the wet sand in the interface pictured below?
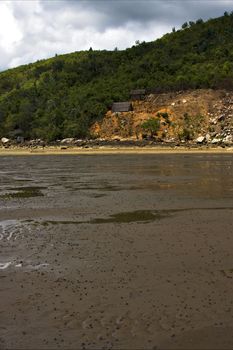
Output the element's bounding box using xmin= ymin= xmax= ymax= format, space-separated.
xmin=0 ymin=154 xmax=233 ymax=349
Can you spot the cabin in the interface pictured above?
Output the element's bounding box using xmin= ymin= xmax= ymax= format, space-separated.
xmin=112 ymin=102 xmax=133 ymax=113
xmin=130 ymin=89 xmax=146 ymax=101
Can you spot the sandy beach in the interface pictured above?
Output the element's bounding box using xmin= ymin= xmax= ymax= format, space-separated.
xmin=0 ymin=154 xmax=233 ymax=349
xmin=0 ymin=145 xmax=233 ymax=156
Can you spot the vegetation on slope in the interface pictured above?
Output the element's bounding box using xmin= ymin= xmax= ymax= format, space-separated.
xmin=1 ymin=13 xmax=233 ymax=140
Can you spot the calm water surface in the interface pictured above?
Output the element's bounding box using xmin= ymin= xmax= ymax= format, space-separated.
xmin=0 ymin=153 xmax=233 ymax=209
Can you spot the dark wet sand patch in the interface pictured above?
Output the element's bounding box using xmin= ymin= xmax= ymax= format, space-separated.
xmin=85 ymin=193 xmax=107 ymax=198
xmin=13 ymin=179 xmax=33 ymax=182
xmin=22 ymin=207 xmax=233 ymax=227
xmin=0 ymin=186 xmax=45 ymax=199
xmin=26 ymin=210 xmax=173 ymax=226
xmin=6 ymin=186 xmax=46 ymax=191
xmin=90 ymin=207 xmax=233 ymax=224
xmin=91 ymin=210 xmax=170 ymax=224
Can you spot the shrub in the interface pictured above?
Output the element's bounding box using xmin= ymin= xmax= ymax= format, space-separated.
xmin=141 ymin=118 xmax=160 ymax=138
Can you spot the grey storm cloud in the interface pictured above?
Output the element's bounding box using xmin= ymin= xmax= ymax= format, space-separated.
xmin=0 ymin=0 xmax=233 ymax=70
xmin=41 ymin=0 xmax=233 ymax=29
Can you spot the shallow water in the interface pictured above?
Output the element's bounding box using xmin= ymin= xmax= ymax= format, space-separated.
xmin=0 ymin=154 xmax=233 ymax=349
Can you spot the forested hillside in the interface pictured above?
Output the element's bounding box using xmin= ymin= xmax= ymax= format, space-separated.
xmin=1 ymin=13 xmax=233 ymax=140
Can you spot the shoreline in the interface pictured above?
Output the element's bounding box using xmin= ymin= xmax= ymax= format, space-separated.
xmin=0 ymin=145 xmax=233 ymax=155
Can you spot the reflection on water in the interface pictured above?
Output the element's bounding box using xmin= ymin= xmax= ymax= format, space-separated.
xmin=0 ymin=154 xmax=233 ymax=206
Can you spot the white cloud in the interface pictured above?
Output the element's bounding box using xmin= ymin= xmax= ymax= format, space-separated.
xmin=0 ymin=1 xmax=22 ymax=52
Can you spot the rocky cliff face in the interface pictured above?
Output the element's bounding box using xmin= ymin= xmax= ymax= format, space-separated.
xmin=91 ymin=89 xmax=233 ymax=145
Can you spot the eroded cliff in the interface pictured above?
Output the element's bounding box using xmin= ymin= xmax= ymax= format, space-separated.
xmin=91 ymin=89 xmax=233 ymax=145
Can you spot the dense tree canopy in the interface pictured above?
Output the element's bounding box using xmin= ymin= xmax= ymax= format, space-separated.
xmin=1 ymin=14 xmax=233 ymax=140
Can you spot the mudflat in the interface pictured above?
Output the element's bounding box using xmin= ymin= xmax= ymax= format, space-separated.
xmin=0 ymin=154 xmax=233 ymax=349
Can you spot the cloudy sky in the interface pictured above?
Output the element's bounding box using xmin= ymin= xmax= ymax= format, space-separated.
xmin=0 ymin=0 xmax=233 ymax=71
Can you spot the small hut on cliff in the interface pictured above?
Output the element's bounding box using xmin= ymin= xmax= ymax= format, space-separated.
xmin=130 ymin=89 xmax=146 ymax=101
xmin=112 ymin=102 xmax=133 ymax=113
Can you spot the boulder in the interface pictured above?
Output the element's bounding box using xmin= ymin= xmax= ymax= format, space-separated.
xmin=60 ymin=138 xmax=75 ymax=144
xmin=16 ymin=136 xmax=24 ymax=143
xmin=222 ymin=135 xmax=233 ymax=145
xmin=74 ymin=139 xmax=85 ymax=146
xmin=218 ymin=115 xmax=225 ymax=121
xmin=205 ymin=133 xmax=211 ymax=142
xmin=29 ymin=139 xmax=44 ymax=146
xmin=164 ymin=138 xmax=175 ymax=143
xmin=210 ymin=117 xmax=217 ymax=125
xmin=195 ymin=136 xmax=205 ymax=144
xmin=112 ymin=136 xmax=120 ymax=141
xmin=211 ymin=138 xmax=222 ymax=144
xmin=1 ymin=137 xmax=10 ymax=144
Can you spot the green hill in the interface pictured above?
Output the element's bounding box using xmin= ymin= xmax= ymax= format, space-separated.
xmin=1 ymin=13 xmax=233 ymax=141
